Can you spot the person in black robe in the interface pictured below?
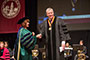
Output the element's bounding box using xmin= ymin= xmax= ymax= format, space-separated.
xmin=38 ymin=7 xmax=71 ymax=60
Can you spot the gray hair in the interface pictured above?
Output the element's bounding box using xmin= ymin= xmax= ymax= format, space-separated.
xmin=46 ymin=7 xmax=54 ymax=13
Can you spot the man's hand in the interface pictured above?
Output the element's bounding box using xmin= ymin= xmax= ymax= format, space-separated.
xmin=36 ymin=34 xmax=42 ymax=39
xmin=61 ymin=41 xmax=65 ymax=51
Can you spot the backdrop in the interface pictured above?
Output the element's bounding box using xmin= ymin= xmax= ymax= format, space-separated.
xmin=0 ymin=0 xmax=25 ymax=33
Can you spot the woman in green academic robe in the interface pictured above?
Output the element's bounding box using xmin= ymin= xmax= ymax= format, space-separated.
xmin=14 ymin=17 xmax=41 ymax=60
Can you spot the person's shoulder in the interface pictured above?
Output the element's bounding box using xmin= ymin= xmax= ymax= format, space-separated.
xmin=4 ymin=47 xmax=8 ymax=50
xmin=20 ymin=27 xmax=28 ymax=32
xmin=4 ymin=47 xmax=9 ymax=52
xmin=55 ymin=16 xmax=62 ymax=19
xmin=19 ymin=27 xmax=25 ymax=33
xmin=42 ymin=20 xmax=47 ymax=23
xmin=39 ymin=20 xmax=47 ymax=26
xmin=56 ymin=17 xmax=63 ymax=22
xmin=19 ymin=27 xmax=30 ymax=35
xmin=19 ymin=27 xmax=24 ymax=31
xmin=84 ymin=45 xmax=87 ymax=48
xmin=56 ymin=17 xmax=64 ymax=23
xmin=22 ymin=29 xmax=31 ymax=34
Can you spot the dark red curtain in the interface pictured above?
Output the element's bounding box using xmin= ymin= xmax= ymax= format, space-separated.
xmin=0 ymin=0 xmax=25 ymax=33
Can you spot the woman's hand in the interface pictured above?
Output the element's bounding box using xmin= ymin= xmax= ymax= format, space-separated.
xmin=32 ymin=32 xmax=35 ymax=36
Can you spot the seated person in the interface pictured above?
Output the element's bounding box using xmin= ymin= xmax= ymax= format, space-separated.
xmin=0 ymin=41 xmax=10 ymax=60
xmin=64 ymin=42 xmax=72 ymax=60
xmin=79 ymin=40 xmax=87 ymax=54
xmin=74 ymin=40 xmax=88 ymax=60
xmin=4 ymin=41 xmax=13 ymax=57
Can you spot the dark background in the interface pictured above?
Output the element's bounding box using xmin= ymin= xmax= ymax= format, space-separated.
xmin=0 ymin=0 xmax=90 ymax=60
xmin=38 ymin=0 xmax=90 ymax=17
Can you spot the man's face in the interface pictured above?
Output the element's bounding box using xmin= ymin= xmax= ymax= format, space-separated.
xmin=46 ymin=9 xmax=54 ymax=20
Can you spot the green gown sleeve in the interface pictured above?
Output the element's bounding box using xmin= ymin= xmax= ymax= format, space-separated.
xmin=20 ymin=28 xmax=37 ymax=50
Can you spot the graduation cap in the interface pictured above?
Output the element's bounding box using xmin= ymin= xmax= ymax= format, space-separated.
xmin=17 ymin=17 xmax=29 ymax=24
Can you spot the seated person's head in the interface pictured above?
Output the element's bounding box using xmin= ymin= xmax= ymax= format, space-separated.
xmin=4 ymin=41 xmax=8 ymax=48
xmin=66 ymin=43 xmax=69 ymax=47
xmin=79 ymin=40 xmax=83 ymax=45
xmin=0 ymin=41 xmax=5 ymax=48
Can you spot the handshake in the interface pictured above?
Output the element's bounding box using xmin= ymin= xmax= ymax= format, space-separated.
xmin=32 ymin=32 xmax=42 ymax=39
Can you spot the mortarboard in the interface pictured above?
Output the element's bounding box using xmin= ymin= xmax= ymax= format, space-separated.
xmin=17 ymin=17 xmax=29 ymax=24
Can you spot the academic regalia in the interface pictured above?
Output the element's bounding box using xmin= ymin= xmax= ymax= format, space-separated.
xmin=39 ymin=16 xmax=71 ymax=60
xmin=82 ymin=45 xmax=87 ymax=54
xmin=0 ymin=47 xmax=10 ymax=60
xmin=14 ymin=27 xmax=37 ymax=60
